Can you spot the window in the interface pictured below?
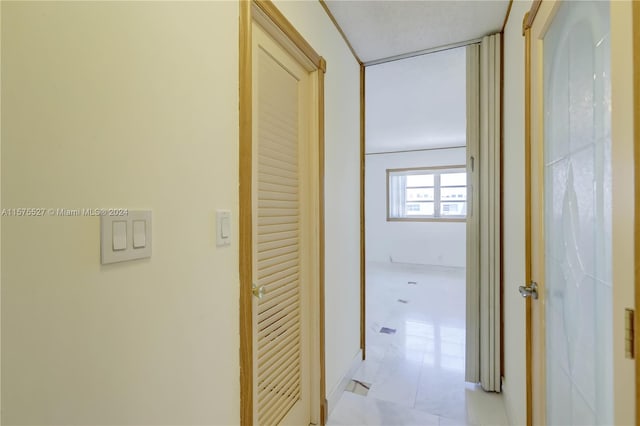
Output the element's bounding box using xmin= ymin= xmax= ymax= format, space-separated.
xmin=387 ymin=166 xmax=467 ymax=221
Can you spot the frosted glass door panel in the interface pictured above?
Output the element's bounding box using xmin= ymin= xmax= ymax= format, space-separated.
xmin=543 ymin=1 xmax=611 ymax=425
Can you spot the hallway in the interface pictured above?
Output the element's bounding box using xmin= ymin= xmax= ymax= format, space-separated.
xmin=328 ymin=263 xmax=508 ymax=425
xmin=2 ymin=1 xmax=637 ymax=424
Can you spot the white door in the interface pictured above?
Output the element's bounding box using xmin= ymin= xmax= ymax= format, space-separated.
xmin=251 ymin=21 xmax=312 ymax=426
xmin=526 ymin=0 xmax=631 ymax=423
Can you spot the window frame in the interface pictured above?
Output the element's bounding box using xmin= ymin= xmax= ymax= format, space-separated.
xmin=386 ymin=165 xmax=468 ymax=223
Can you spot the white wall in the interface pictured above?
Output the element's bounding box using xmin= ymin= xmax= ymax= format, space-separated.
xmin=273 ymin=0 xmax=362 ymax=405
xmin=365 ymin=148 xmax=466 ymax=268
xmin=502 ymin=1 xmax=531 ymax=425
xmin=366 ymin=47 xmax=466 ymax=153
xmin=1 ymin=1 xmax=361 ymax=424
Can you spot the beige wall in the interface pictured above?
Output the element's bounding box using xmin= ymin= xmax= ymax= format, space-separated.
xmin=2 ymin=2 xmax=241 ymax=424
xmin=502 ymin=1 xmax=530 ymax=425
xmin=1 ymin=1 xmax=360 ymax=424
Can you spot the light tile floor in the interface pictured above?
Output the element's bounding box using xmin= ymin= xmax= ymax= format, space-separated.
xmin=328 ymin=262 xmax=509 ymax=426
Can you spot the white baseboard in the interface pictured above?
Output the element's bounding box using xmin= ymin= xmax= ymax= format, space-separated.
xmin=326 ymin=349 xmax=363 ymax=417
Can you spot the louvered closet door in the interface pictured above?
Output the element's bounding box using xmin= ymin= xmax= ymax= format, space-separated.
xmin=252 ymin=22 xmax=311 ymax=426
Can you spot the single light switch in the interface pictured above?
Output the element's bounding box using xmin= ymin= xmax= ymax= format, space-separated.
xmin=221 ymin=216 xmax=230 ymax=238
xmin=112 ymin=221 xmax=127 ymax=251
xmin=216 ymin=210 xmax=231 ymax=246
xmin=133 ymin=220 xmax=146 ymax=248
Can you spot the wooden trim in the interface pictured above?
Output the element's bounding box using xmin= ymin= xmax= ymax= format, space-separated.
xmin=318 ymin=58 xmax=327 ymax=426
xmin=319 ymin=0 xmax=362 ymax=65
xmin=359 ymin=64 xmax=366 ymax=360
xmin=238 ymin=1 xmax=253 ymax=425
xmin=499 ymin=15 xmax=506 ymax=382
xmin=522 ymin=1 xmax=542 ymax=34
xmin=634 ymin=0 xmax=640 ymax=420
xmin=523 ymin=22 xmax=533 ymax=426
xmin=254 ymin=0 xmax=325 ymax=72
xmin=501 ymin=0 xmax=514 ymax=34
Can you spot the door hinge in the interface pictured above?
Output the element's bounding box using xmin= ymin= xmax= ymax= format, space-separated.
xmin=625 ymin=308 xmax=635 ymax=359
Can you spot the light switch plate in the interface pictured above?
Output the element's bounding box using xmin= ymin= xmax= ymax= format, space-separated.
xmin=101 ymin=210 xmax=152 ymax=264
xmin=216 ymin=210 xmax=231 ymax=247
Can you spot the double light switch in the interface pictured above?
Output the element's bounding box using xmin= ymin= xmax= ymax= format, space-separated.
xmin=101 ymin=210 xmax=152 ymax=264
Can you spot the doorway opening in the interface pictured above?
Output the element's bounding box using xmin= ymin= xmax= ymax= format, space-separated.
xmin=329 ymin=45 xmax=507 ymax=425
xmin=364 ymin=46 xmax=473 ymax=423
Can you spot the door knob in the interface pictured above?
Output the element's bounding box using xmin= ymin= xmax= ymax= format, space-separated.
xmin=518 ymin=281 xmax=538 ymax=300
xmin=252 ymin=283 xmax=266 ymax=299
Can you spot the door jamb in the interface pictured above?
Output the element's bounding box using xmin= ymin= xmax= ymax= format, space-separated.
xmin=633 ymin=0 xmax=640 ymax=418
xmin=239 ymin=1 xmax=327 ymax=424
xmin=522 ymin=4 xmax=542 ymax=425
xmin=522 ymin=11 xmax=533 ymax=426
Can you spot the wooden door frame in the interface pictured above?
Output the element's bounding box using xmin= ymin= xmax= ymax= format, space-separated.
xmin=522 ymin=4 xmax=542 ymax=425
xmin=522 ymin=8 xmax=534 ymax=426
xmin=526 ymin=2 xmax=554 ymax=423
xmin=635 ymin=0 xmax=640 ymax=419
xmin=239 ymin=1 xmax=327 ymax=424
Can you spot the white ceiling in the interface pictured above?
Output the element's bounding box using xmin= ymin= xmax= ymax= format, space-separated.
xmin=365 ymin=46 xmax=466 ymax=153
xmin=324 ymin=0 xmax=510 ymax=64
